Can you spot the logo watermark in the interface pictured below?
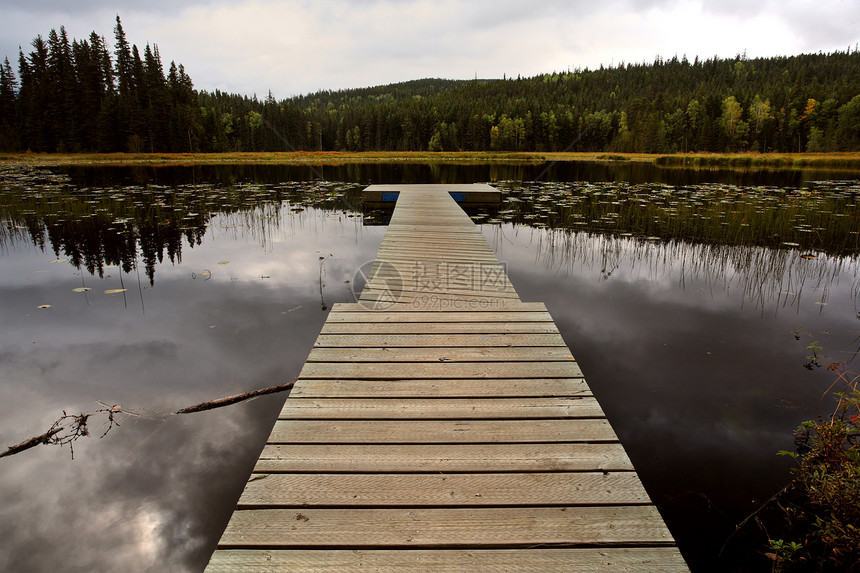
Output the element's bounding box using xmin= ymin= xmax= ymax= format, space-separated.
xmin=351 ymin=260 xmax=509 ymax=311
xmin=351 ymin=260 xmax=403 ymax=310
xmin=409 ymin=294 xmax=505 ymax=310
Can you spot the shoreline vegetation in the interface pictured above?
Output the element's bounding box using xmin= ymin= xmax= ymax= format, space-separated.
xmin=2 ymin=151 xmax=860 ymax=170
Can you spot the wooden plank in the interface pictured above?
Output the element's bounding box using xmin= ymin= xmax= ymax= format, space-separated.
xmin=359 ymin=280 xmax=516 ymax=293
xmin=366 ymin=259 xmax=507 ymax=270
xmin=359 ymin=278 xmax=516 ymax=290
xmin=320 ymin=322 xmax=561 ymax=334
xmin=365 ymin=183 xmax=501 ymax=193
xmin=279 ymin=397 xmax=604 ymax=419
xmin=356 ymin=300 xmax=521 ymax=312
xmin=358 ymin=290 xmax=520 ymax=302
xmin=330 ymin=302 xmax=548 ymax=312
xmin=357 ymin=298 xmax=521 ymax=311
xmin=255 ymin=443 xmax=634 ymax=472
xmin=218 ymin=506 xmax=673 ymax=547
xmin=373 ymin=250 xmax=501 ymax=259
xmin=297 ymin=361 xmax=583 ymax=379
xmin=326 ymin=312 xmax=553 ymax=323
xmin=207 ymin=548 xmax=690 ymax=572
xmin=376 ymin=234 xmax=498 ymax=242
xmin=306 ymin=347 xmax=575 ymax=362
xmin=312 ymin=333 xmax=568 ymax=347
xmin=289 ymin=378 xmax=590 ymax=398
xmin=237 ymin=472 xmax=648 ymax=507
xmin=267 ymin=419 xmax=617 ymax=443
xmin=378 ymin=241 xmax=493 ymax=247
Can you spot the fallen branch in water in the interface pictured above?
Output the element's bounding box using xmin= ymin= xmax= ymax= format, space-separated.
xmin=175 ymin=381 xmax=295 ymax=414
xmin=0 ymin=426 xmax=64 ymax=459
xmin=0 ymin=405 xmax=122 ymax=460
xmin=1 ymin=380 xmax=295 ymax=460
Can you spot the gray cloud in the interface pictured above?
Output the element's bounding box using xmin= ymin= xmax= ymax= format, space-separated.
xmin=1 ymin=0 xmax=857 ymax=97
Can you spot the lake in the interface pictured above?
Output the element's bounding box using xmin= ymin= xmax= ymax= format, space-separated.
xmin=1 ymin=160 xmax=858 ymax=571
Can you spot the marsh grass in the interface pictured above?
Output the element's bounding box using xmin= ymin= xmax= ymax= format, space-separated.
xmin=4 ymin=151 xmax=860 ymax=170
xmin=654 ymin=152 xmax=860 ymax=170
xmin=497 ymin=224 xmax=853 ymax=314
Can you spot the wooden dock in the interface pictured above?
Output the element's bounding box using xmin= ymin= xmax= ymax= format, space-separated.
xmin=206 ymin=184 xmax=689 ymax=571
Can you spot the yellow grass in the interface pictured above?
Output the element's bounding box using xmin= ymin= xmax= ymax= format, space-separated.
xmin=1 ymin=150 xmax=859 ymax=169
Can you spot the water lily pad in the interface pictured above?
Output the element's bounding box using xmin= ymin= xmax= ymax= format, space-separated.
xmin=217 ymin=261 xmax=230 ymax=265
xmin=201 ymin=270 xmax=212 ymax=277
xmin=72 ymin=287 xmax=92 ymax=293
xmin=104 ymin=289 xmax=127 ymax=294
xmin=49 ymin=258 xmax=68 ymax=263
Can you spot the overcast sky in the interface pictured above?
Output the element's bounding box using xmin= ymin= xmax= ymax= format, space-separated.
xmin=2 ymin=0 xmax=858 ymax=99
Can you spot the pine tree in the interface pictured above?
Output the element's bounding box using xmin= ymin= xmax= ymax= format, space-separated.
xmin=46 ymin=27 xmax=76 ymax=151
xmin=113 ymin=16 xmax=136 ymax=150
xmin=0 ymin=57 xmax=19 ymax=151
xmin=20 ymin=35 xmax=51 ymax=151
xmin=143 ymin=44 xmax=169 ymax=151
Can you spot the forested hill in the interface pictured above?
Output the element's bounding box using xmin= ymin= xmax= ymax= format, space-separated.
xmin=1 ymin=18 xmax=859 ymax=154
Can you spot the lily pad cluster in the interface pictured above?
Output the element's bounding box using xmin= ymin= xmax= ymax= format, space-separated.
xmin=484 ymin=180 xmax=860 ymax=255
xmin=0 ymin=165 xmax=364 ymax=284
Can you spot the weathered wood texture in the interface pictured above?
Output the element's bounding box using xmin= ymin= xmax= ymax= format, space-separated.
xmin=208 ymin=548 xmax=689 ymax=572
xmin=206 ymin=185 xmax=688 ymax=571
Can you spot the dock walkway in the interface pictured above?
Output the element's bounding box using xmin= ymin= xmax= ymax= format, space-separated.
xmin=206 ymin=184 xmax=688 ymax=571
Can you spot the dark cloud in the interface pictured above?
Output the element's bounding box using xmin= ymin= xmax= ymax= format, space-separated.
xmin=1 ymin=0 xmax=858 ymax=108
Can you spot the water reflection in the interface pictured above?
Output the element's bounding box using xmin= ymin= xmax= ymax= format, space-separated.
xmin=491 ymin=227 xmax=859 ymax=314
xmin=59 ymin=160 xmax=860 ymax=188
xmin=486 ymin=223 xmax=860 ymax=571
xmin=0 ymin=166 xmax=366 ymax=285
xmin=0 ymin=172 xmax=383 ymax=571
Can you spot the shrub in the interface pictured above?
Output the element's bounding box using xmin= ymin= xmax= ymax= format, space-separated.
xmin=768 ymin=363 xmax=860 ymax=571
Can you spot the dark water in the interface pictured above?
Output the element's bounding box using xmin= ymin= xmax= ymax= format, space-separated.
xmin=1 ymin=161 xmax=859 ymax=571
xmin=60 ymin=159 xmax=860 ymax=188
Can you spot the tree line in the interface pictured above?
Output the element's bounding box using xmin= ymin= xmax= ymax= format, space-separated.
xmin=2 ymin=19 xmax=860 ymax=154
xmin=0 ymin=17 xmax=198 ymax=153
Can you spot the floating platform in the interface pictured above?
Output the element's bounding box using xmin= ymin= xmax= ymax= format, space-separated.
xmin=362 ymin=183 xmax=501 ymax=208
xmin=206 ymin=184 xmax=689 ymax=572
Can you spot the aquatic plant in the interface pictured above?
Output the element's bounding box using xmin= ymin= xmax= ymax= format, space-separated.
xmin=766 ymin=362 xmax=860 ymax=571
xmin=492 ymin=180 xmax=860 ymax=256
xmin=0 ymin=165 xmax=364 ymax=284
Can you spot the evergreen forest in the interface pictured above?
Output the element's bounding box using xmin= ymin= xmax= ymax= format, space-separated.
xmin=1 ymin=18 xmax=860 ymax=155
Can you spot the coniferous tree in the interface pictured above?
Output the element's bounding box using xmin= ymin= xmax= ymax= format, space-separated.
xmin=20 ymin=36 xmax=52 ymax=151
xmin=0 ymin=57 xmax=19 ymax=151
xmin=143 ymin=44 xmax=169 ymax=151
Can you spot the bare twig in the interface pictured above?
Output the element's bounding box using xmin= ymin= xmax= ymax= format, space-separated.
xmin=0 ymin=405 xmax=122 ymax=460
xmin=174 ymin=381 xmax=295 ymax=414
xmin=0 ymin=426 xmax=64 ymax=459
xmin=1 ymin=380 xmax=296 ymax=460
